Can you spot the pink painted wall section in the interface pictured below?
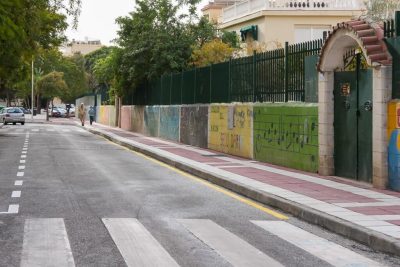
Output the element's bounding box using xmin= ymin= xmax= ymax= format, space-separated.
xmin=121 ymin=106 xmax=132 ymax=131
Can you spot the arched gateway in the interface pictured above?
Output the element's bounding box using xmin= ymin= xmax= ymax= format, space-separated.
xmin=317 ymin=20 xmax=392 ymax=188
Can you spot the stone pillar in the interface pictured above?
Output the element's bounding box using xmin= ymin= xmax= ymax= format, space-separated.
xmin=318 ymin=71 xmax=335 ymax=175
xmin=372 ymin=66 xmax=392 ymax=189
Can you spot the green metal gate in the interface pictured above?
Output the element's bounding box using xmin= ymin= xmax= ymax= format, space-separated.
xmin=334 ymin=69 xmax=373 ymax=182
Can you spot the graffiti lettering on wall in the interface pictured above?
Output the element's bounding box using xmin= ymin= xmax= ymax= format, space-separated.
xmin=220 ymin=133 xmax=242 ymax=150
xmin=253 ymin=105 xmax=318 ymax=172
xmin=180 ymin=106 xmax=208 ymax=148
xmin=159 ymin=106 xmax=180 ymax=142
xmin=208 ymin=105 xmax=253 ymax=158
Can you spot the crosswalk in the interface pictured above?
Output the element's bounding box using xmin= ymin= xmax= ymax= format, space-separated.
xmin=18 ymin=218 xmax=383 ymax=267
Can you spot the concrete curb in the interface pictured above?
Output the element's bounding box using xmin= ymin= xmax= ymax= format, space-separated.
xmin=85 ymin=126 xmax=400 ymax=257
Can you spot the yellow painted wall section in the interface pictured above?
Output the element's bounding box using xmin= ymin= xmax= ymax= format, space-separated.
xmin=388 ymin=100 xmax=400 ymax=147
xmin=208 ymin=104 xmax=253 ymax=158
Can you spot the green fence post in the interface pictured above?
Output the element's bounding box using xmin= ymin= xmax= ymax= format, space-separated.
xmin=169 ymin=74 xmax=172 ymax=105
xmin=194 ymin=68 xmax=197 ymax=104
xmin=160 ymin=75 xmax=163 ymax=105
xmin=180 ymin=72 xmax=183 ymax=104
xmin=228 ymin=58 xmax=231 ymax=103
xmin=396 ymin=11 xmax=400 ymax=36
xmin=284 ymin=41 xmax=289 ymax=102
xmin=210 ymin=64 xmax=212 ymax=104
xmin=253 ymin=50 xmax=256 ymax=102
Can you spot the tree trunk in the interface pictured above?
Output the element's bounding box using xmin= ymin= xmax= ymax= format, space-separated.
xmin=36 ymin=94 xmax=41 ymax=114
xmin=46 ymin=100 xmax=49 ymax=121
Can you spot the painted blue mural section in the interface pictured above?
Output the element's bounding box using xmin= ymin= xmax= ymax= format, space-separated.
xmin=144 ymin=106 xmax=160 ymax=137
xmin=389 ymin=129 xmax=400 ymax=191
xmin=159 ymin=106 xmax=180 ymax=142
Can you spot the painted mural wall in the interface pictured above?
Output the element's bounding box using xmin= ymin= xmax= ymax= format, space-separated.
xmin=180 ymin=105 xmax=208 ymax=148
xmin=144 ymin=106 xmax=160 ymax=137
xmin=98 ymin=105 xmax=116 ymax=127
xmin=159 ymin=106 xmax=180 ymax=142
xmin=131 ymin=106 xmax=145 ymax=134
xmin=388 ymin=101 xmax=400 ymax=191
xmin=253 ymin=103 xmax=318 ymax=172
xmin=121 ymin=106 xmax=132 ymax=131
xmin=208 ymin=104 xmax=253 ymax=158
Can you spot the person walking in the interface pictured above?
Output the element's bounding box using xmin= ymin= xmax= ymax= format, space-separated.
xmin=78 ymin=103 xmax=86 ymax=126
xmin=88 ymin=106 xmax=96 ymax=125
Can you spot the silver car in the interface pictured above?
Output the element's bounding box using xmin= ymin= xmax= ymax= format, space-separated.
xmin=0 ymin=107 xmax=25 ymax=125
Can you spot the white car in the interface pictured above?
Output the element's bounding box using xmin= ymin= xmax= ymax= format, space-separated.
xmin=0 ymin=107 xmax=25 ymax=125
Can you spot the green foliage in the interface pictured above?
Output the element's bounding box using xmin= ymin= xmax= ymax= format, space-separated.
xmin=0 ymin=0 xmax=81 ymax=102
xmin=84 ymin=46 xmax=116 ymax=94
xmin=221 ymin=31 xmax=240 ymax=49
xmin=115 ymin=0 xmax=212 ymax=95
xmin=191 ymin=39 xmax=234 ymax=67
xmin=36 ymin=71 xmax=68 ymax=100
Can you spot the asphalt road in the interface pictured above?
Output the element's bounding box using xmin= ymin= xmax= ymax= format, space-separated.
xmin=0 ymin=123 xmax=399 ymax=267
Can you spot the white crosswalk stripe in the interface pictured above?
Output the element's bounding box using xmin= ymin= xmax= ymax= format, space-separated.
xmin=179 ymin=219 xmax=283 ymax=267
xmin=16 ymin=217 xmax=386 ymax=266
xmin=103 ymin=218 xmax=179 ymax=267
xmin=252 ymin=221 xmax=384 ymax=267
xmin=21 ymin=218 xmax=75 ymax=267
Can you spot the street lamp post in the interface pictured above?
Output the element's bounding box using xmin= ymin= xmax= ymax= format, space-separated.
xmin=31 ymin=59 xmax=34 ymax=121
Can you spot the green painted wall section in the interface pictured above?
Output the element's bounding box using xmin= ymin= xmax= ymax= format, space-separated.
xmin=253 ymin=103 xmax=318 ymax=172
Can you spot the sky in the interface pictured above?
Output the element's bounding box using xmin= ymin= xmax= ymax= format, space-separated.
xmin=65 ymin=0 xmax=210 ymax=45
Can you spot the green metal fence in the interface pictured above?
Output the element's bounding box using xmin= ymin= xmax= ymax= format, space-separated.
xmin=126 ymin=39 xmax=322 ymax=105
xmin=384 ymin=11 xmax=400 ymax=99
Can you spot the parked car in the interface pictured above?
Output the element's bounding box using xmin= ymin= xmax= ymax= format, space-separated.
xmin=0 ymin=107 xmax=25 ymax=125
xmin=50 ymin=107 xmax=67 ymax=117
xmin=17 ymin=107 xmax=31 ymax=114
xmin=69 ymin=107 xmax=75 ymax=116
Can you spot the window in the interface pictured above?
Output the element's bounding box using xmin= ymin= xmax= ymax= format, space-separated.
xmin=240 ymin=25 xmax=258 ymax=41
xmin=295 ymin=25 xmax=330 ymax=43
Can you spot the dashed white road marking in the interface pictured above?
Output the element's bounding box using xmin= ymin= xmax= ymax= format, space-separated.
xmin=179 ymin=219 xmax=283 ymax=267
xmin=103 ymin=218 xmax=179 ymax=267
xmin=22 ymin=148 xmax=28 ymax=151
xmin=15 ymin=180 xmax=23 ymax=186
xmin=20 ymin=160 xmax=26 ymax=164
xmin=30 ymin=129 xmax=39 ymax=132
xmin=17 ymin=172 xmax=24 ymax=177
xmin=21 ymin=218 xmax=75 ymax=267
xmin=12 ymin=191 xmax=21 ymax=198
xmin=0 ymin=205 xmax=19 ymax=214
xmin=19 ymin=166 xmax=25 ymax=170
xmin=21 ymin=155 xmax=27 ymax=159
xmin=252 ymin=221 xmax=384 ymax=267
xmin=22 ymin=151 xmax=27 ymax=154
xmin=8 ymin=204 xmax=19 ymax=214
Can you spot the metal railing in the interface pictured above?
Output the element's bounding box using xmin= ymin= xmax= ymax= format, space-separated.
xmin=124 ymin=39 xmax=322 ymax=106
xmin=222 ymin=0 xmax=364 ymax=23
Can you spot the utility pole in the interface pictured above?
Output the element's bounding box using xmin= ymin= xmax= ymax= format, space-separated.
xmin=31 ymin=59 xmax=34 ymax=121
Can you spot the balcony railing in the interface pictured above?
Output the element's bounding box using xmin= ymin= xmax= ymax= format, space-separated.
xmin=222 ymin=0 xmax=365 ymax=23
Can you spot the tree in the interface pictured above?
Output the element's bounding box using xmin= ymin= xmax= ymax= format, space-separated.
xmin=364 ymin=0 xmax=400 ymax=21
xmin=84 ymin=46 xmax=116 ymax=95
xmin=115 ymin=0 xmax=200 ymax=95
xmin=36 ymin=71 xmax=68 ymax=120
xmin=191 ymin=39 xmax=234 ymax=67
xmin=0 ymin=0 xmax=81 ymax=102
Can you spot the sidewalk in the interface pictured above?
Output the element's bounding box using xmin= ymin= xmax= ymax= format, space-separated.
xmin=79 ymin=121 xmax=400 ymax=256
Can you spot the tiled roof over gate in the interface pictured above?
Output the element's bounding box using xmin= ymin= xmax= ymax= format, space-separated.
xmin=318 ymin=19 xmax=392 ymax=71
